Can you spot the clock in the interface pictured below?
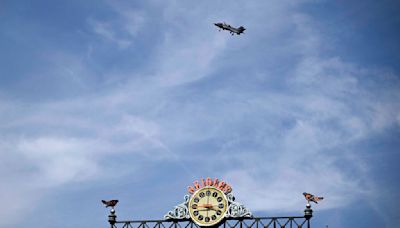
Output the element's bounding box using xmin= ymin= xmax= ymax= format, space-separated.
xmin=188 ymin=186 xmax=228 ymax=226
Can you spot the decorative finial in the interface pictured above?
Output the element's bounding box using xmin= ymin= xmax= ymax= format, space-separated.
xmin=107 ymin=205 xmax=117 ymax=225
xmin=304 ymin=203 xmax=313 ymax=219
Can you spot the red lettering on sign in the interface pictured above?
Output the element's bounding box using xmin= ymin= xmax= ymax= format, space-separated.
xmin=188 ymin=178 xmax=232 ymax=194
xmin=223 ymin=185 xmax=232 ymax=194
xmin=188 ymin=186 xmax=195 ymax=194
xmin=218 ymin=181 xmax=226 ymax=190
xmin=213 ymin=178 xmax=219 ymax=187
xmin=201 ymin=178 xmax=206 ymax=188
xmin=193 ymin=180 xmax=201 ymax=190
xmin=206 ymin=177 xmax=213 ymax=186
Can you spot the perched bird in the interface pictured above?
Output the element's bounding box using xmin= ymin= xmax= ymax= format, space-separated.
xmin=303 ymin=192 xmax=324 ymax=204
xmin=102 ymin=199 xmax=119 ymax=208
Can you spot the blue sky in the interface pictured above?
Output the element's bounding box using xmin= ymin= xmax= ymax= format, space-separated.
xmin=1 ymin=0 xmax=399 ymax=227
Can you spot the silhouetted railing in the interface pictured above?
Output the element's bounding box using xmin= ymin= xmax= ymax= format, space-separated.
xmin=107 ymin=205 xmax=313 ymax=228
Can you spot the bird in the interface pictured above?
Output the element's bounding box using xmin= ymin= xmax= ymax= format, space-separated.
xmin=102 ymin=199 xmax=119 ymax=208
xmin=303 ymin=192 xmax=324 ymax=204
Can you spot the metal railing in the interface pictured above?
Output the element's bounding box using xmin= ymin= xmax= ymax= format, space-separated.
xmin=107 ymin=205 xmax=313 ymax=228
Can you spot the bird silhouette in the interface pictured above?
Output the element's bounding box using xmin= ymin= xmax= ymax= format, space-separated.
xmin=102 ymin=199 xmax=119 ymax=208
xmin=303 ymin=192 xmax=324 ymax=204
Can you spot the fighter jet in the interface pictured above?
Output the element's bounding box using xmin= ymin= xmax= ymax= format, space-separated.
xmin=214 ymin=22 xmax=246 ymax=35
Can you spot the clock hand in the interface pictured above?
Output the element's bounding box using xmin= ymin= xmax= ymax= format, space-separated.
xmin=197 ymin=204 xmax=213 ymax=208
xmin=207 ymin=205 xmax=223 ymax=211
xmin=196 ymin=204 xmax=218 ymax=211
xmin=206 ymin=192 xmax=210 ymax=217
xmin=198 ymin=205 xmax=218 ymax=210
xmin=197 ymin=208 xmax=215 ymax=211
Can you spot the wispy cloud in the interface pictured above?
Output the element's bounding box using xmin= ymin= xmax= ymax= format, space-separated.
xmin=217 ymin=54 xmax=400 ymax=215
xmin=88 ymin=2 xmax=145 ymax=48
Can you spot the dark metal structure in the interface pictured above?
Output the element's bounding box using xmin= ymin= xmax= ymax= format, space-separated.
xmin=107 ymin=205 xmax=313 ymax=228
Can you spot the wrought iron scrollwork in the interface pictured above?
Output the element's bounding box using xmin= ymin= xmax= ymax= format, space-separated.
xmin=164 ymin=195 xmax=191 ymax=219
xmin=225 ymin=193 xmax=252 ymax=218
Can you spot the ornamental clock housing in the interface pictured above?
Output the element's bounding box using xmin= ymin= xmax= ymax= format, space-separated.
xmin=165 ymin=178 xmax=252 ymax=226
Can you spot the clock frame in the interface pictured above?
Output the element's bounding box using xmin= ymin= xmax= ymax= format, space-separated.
xmin=188 ymin=186 xmax=228 ymax=226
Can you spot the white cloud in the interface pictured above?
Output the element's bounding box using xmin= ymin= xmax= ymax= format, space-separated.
xmin=0 ymin=96 xmax=177 ymax=226
xmin=88 ymin=2 xmax=146 ymax=48
xmin=217 ymin=55 xmax=400 ymax=214
xmin=89 ymin=19 xmax=132 ymax=48
xmin=154 ymin=34 xmax=227 ymax=87
xmin=17 ymin=137 xmax=100 ymax=185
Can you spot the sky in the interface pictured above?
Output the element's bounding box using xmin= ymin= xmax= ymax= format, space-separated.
xmin=0 ymin=0 xmax=399 ymax=227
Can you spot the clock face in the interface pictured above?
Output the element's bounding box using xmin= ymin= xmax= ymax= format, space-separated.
xmin=188 ymin=187 xmax=228 ymax=226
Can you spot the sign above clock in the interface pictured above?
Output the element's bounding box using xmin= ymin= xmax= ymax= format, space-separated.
xmin=187 ymin=178 xmax=232 ymax=194
xmin=165 ymin=177 xmax=252 ymax=227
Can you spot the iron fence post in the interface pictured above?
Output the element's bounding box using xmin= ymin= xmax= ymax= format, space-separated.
xmin=108 ymin=209 xmax=117 ymax=228
xmin=304 ymin=204 xmax=312 ymax=228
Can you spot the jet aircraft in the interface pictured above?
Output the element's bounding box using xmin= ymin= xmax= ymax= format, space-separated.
xmin=214 ymin=22 xmax=245 ymax=35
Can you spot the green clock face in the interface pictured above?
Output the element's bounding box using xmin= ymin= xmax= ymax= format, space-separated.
xmin=188 ymin=187 xmax=228 ymax=226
